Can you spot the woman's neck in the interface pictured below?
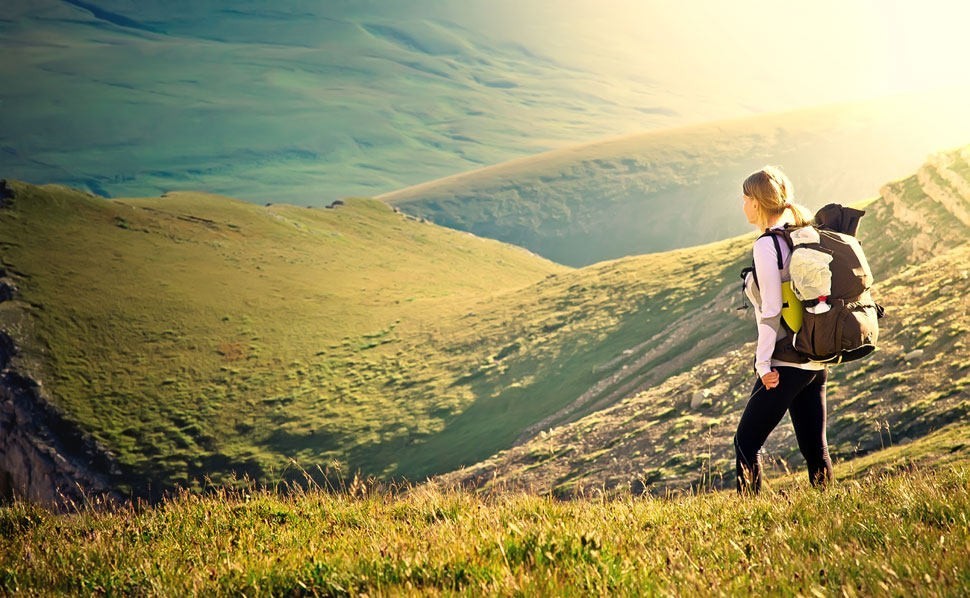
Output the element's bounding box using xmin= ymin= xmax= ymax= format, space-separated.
xmin=764 ymin=212 xmax=794 ymax=230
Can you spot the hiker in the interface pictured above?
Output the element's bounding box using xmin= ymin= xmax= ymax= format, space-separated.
xmin=734 ymin=166 xmax=832 ymax=494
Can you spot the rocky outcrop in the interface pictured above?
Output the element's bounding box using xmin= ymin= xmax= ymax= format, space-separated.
xmin=916 ymin=158 xmax=970 ymax=227
xmin=0 ymin=278 xmax=17 ymax=302
xmin=0 ymin=362 xmax=125 ymax=508
xmin=0 ymin=179 xmax=13 ymax=208
xmin=867 ymin=146 xmax=970 ymax=275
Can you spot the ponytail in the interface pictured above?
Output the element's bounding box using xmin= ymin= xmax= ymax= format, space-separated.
xmin=743 ymin=166 xmax=813 ymax=230
xmin=785 ymin=202 xmax=813 ymax=228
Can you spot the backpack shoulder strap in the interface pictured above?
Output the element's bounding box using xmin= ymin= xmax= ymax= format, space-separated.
xmin=758 ymin=229 xmax=788 ymax=270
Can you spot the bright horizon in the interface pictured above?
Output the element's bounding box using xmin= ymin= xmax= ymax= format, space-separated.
xmin=454 ymin=0 xmax=970 ymax=114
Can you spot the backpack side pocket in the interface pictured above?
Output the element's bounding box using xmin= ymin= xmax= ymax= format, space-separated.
xmin=794 ymin=300 xmax=879 ymax=363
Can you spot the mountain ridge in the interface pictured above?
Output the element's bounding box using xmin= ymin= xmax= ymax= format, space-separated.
xmin=383 ymin=90 xmax=970 ymax=266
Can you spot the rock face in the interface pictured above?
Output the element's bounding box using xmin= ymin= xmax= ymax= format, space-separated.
xmin=867 ymin=146 xmax=970 ymax=276
xmin=0 ymin=179 xmax=13 ymax=207
xmin=0 ymin=337 xmax=124 ymax=508
xmin=0 ymin=279 xmax=17 ymax=302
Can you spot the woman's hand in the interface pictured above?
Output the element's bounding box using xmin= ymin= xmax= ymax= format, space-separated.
xmin=761 ymin=368 xmax=780 ymax=390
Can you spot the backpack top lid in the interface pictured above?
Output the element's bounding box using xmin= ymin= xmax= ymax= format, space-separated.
xmin=815 ymin=203 xmax=866 ymax=236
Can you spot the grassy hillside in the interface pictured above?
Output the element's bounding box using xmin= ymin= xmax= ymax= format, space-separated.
xmin=1 ymin=426 xmax=967 ymax=596
xmin=0 ymin=182 xmax=569 ymax=493
xmin=0 ymin=178 xmax=757 ymax=493
xmin=383 ymin=91 xmax=970 ymax=266
xmin=2 ymin=144 xmax=968 ymax=501
xmin=433 ymin=145 xmax=970 ymax=496
xmin=381 ymin=236 xmax=753 ymax=479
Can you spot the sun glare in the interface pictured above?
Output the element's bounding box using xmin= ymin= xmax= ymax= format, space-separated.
xmin=528 ymin=0 xmax=970 ymax=113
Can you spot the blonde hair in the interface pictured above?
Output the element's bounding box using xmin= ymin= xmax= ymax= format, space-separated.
xmin=743 ymin=166 xmax=812 ymax=230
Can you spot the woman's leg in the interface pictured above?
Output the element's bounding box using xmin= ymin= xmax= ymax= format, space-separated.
xmin=735 ymin=377 xmax=788 ymax=494
xmin=788 ymin=369 xmax=833 ymax=487
xmin=734 ymin=367 xmax=817 ymax=494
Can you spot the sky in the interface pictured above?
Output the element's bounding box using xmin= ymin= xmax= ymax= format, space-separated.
xmin=445 ymin=0 xmax=970 ymax=110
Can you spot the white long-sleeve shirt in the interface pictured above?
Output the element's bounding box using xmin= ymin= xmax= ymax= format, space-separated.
xmin=744 ymin=224 xmax=825 ymax=377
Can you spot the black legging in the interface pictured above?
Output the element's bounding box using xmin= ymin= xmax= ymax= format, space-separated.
xmin=734 ymin=366 xmax=833 ymax=494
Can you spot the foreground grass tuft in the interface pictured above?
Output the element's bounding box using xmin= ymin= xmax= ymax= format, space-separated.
xmin=1 ymin=465 xmax=967 ymax=596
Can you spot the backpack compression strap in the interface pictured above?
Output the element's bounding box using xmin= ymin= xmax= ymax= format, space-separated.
xmin=740 ymin=230 xmax=787 ymax=298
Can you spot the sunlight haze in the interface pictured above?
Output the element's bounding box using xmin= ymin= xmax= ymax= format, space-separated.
xmin=2 ymin=0 xmax=969 ymax=201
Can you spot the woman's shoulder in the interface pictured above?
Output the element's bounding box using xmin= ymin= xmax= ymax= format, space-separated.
xmin=752 ymin=233 xmax=778 ymax=254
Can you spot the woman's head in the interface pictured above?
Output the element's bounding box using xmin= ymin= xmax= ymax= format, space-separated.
xmin=741 ymin=166 xmax=812 ymax=230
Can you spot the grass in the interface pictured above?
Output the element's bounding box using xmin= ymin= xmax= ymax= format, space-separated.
xmin=0 ymin=179 xmax=761 ymax=495
xmin=1 ymin=144 xmax=968 ymax=501
xmin=1 ymin=425 xmax=968 ymax=596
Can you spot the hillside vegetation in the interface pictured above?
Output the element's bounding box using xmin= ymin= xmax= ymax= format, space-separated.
xmin=1 ymin=428 xmax=968 ymax=596
xmin=0 ymin=177 xmax=757 ymax=495
xmin=383 ymin=91 xmax=970 ymax=266
xmin=434 ymin=145 xmax=970 ymax=496
xmin=1 ymin=144 xmax=968 ymax=503
xmin=0 ymin=183 xmax=568 ymax=494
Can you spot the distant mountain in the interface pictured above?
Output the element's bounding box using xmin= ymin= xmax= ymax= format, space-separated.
xmin=383 ymin=92 xmax=970 ymax=266
xmin=8 ymin=2 xmax=967 ymax=206
xmin=1 ymin=144 xmax=967 ymax=504
xmin=0 ymin=1 xmax=712 ymax=204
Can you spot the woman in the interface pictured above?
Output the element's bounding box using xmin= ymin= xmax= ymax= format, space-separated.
xmin=735 ymin=166 xmax=832 ymax=495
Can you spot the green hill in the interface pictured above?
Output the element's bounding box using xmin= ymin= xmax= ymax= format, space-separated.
xmin=433 ymin=146 xmax=970 ymax=496
xmin=0 ymin=177 xmax=753 ymax=499
xmin=2 ymin=144 xmax=968 ymax=504
xmin=0 ymin=182 xmax=568 ymax=497
xmin=382 ymin=91 xmax=970 ymax=266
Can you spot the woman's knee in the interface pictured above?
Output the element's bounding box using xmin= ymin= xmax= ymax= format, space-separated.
xmin=733 ymin=434 xmax=760 ymax=465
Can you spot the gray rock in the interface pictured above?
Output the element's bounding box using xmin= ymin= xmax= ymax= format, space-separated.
xmin=690 ymin=389 xmax=712 ymax=409
xmin=0 ymin=279 xmax=18 ymax=302
xmin=0 ymin=369 xmax=124 ymax=508
xmin=903 ymin=349 xmax=924 ymax=362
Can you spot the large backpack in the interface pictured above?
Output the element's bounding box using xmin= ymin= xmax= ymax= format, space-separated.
xmin=761 ymin=204 xmax=884 ymax=364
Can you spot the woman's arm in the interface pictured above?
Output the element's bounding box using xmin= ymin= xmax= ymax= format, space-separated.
xmin=752 ymin=235 xmax=784 ymax=381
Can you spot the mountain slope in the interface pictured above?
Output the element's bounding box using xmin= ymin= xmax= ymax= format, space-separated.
xmin=430 ymin=145 xmax=970 ymax=495
xmin=0 ymin=181 xmax=568 ymax=497
xmin=3 ymin=144 xmax=968 ymax=503
xmin=382 ymin=91 xmax=970 ymax=266
xmin=0 ymin=174 xmax=762 ymax=499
